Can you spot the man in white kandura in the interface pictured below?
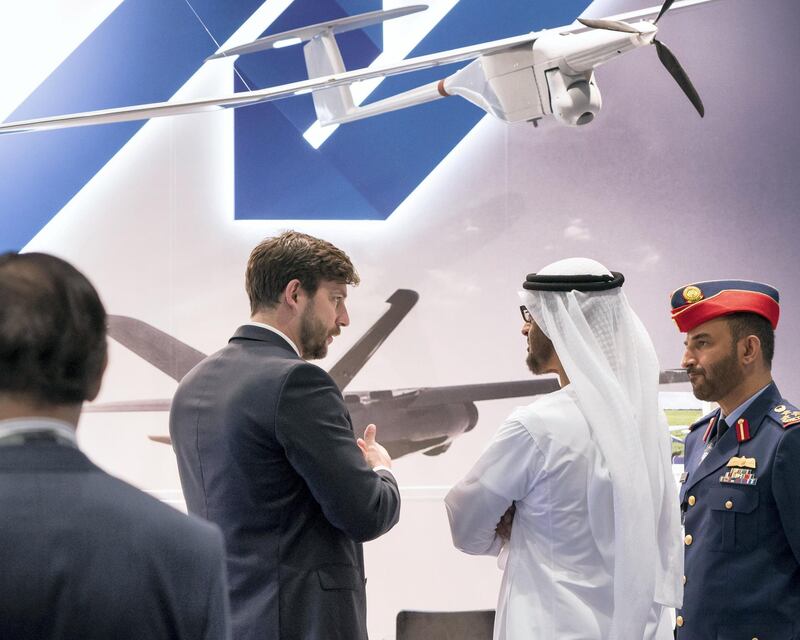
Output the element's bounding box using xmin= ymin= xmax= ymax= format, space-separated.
xmin=445 ymin=258 xmax=683 ymax=640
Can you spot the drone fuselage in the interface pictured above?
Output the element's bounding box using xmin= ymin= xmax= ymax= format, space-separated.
xmin=442 ymin=21 xmax=657 ymax=126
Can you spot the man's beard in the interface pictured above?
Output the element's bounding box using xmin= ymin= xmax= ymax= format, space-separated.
xmin=299 ymin=302 xmax=335 ymax=360
xmin=687 ymin=345 xmax=745 ymax=402
xmin=526 ymin=324 xmax=555 ymax=375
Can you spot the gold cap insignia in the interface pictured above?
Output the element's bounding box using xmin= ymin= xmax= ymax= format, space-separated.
xmin=774 ymin=404 xmax=787 ymax=413
xmin=682 ymin=286 xmax=703 ymax=303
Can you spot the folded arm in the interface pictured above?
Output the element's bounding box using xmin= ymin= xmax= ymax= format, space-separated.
xmin=444 ymin=417 xmax=542 ymax=556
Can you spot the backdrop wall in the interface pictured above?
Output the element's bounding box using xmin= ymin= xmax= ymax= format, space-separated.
xmin=2 ymin=1 xmax=798 ymax=637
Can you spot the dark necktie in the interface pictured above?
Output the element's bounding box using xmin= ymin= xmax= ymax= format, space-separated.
xmin=715 ymin=418 xmax=729 ymax=445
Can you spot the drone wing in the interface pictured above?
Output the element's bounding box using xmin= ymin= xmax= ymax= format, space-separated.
xmin=83 ymin=316 xmax=205 ymax=414
xmin=405 ymin=379 xmax=561 ymax=408
xmin=107 ymin=315 xmax=206 ymax=382
xmin=328 ymin=289 xmax=419 ymax=391
xmin=577 ymin=0 xmax=723 ymax=24
xmin=387 ymin=367 xmax=687 ymax=409
xmin=206 ymin=5 xmax=429 ymax=60
xmin=0 ymin=33 xmax=536 ymax=135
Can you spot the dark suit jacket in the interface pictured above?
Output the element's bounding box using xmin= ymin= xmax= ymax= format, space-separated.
xmin=170 ymin=325 xmax=401 ymax=640
xmin=677 ymin=382 xmax=800 ymax=639
xmin=0 ymin=436 xmax=230 ymax=640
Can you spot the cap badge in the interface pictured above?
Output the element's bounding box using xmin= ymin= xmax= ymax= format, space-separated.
xmin=682 ymin=286 xmax=704 ymax=303
xmin=774 ymin=404 xmax=787 ymax=413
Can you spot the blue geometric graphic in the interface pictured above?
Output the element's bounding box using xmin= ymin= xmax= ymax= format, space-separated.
xmin=0 ymin=0 xmax=264 ymax=252
xmin=0 ymin=1 xmax=590 ymax=249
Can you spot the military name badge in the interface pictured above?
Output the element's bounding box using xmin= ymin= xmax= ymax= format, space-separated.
xmin=720 ymin=467 xmax=757 ymax=485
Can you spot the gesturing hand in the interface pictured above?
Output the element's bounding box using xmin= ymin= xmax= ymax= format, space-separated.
xmin=357 ymin=424 xmax=393 ymax=469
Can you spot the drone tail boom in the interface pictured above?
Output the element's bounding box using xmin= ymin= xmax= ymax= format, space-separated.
xmin=320 ymin=80 xmax=447 ymax=125
xmin=303 ymin=31 xmax=356 ymax=124
xmin=298 ymin=6 xmax=447 ymax=125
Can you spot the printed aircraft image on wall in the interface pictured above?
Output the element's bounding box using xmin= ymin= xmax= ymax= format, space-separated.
xmin=87 ymin=290 xmax=689 ymax=459
xmin=0 ymin=0 xmax=717 ymax=136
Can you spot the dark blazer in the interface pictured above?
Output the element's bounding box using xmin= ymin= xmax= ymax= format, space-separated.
xmin=677 ymin=382 xmax=800 ymax=639
xmin=0 ymin=436 xmax=230 ymax=640
xmin=170 ymin=325 xmax=401 ymax=640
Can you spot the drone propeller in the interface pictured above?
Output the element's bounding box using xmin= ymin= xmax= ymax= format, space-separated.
xmin=653 ymin=0 xmax=677 ymax=25
xmin=578 ymin=0 xmax=704 ymax=117
xmin=653 ymin=38 xmax=704 ymax=116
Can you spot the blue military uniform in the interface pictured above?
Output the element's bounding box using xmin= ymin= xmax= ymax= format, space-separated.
xmin=677 ymin=383 xmax=800 ymax=639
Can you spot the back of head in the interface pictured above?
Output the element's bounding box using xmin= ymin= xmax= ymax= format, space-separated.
xmin=0 ymin=253 xmax=107 ymax=406
xmin=245 ymin=230 xmax=360 ymax=314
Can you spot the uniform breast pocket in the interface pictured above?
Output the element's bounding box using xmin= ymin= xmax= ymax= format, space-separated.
xmin=709 ymin=485 xmax=759 ymax=552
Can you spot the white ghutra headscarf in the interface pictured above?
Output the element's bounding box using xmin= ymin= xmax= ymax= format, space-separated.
xmin=519 ymin=258 xmax=682 ymax=639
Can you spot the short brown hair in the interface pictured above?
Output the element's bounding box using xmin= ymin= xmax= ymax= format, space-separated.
xmin=245 ymin=231 xmax=359 ymax=313
xmin=0 ymin=252 xmax=107 ymax=405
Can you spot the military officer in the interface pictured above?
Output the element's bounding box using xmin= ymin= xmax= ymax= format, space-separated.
xmin=670 ymin=279 xmax=800 ymax=639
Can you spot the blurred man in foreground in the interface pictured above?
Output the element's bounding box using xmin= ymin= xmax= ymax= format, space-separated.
xmin=0 ymin=252 xmax=230 ymax=640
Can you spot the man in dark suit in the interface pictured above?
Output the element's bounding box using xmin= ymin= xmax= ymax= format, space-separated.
xmin=670 ymin=279 xmax=800 ymax=639
xmin=0 ymin=252 xmax=230 ymax=640
xmin=170 ymin=231 xmax=401 ymax=640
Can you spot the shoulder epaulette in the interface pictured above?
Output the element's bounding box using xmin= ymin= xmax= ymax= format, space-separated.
xmin=689 ymin=410 xmax=717 ymax=432
xmin=769 ymin=401 xmax=800 ymax=429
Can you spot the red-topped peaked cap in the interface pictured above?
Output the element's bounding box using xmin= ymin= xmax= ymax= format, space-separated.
xmin=670 ymin=280 xmax=780 ymax=332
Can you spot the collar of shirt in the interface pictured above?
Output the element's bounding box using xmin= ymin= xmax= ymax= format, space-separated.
xmin=0 ymin=417 xmax=79 ymax=447
xmin=246 ymin=321 xmax=301 ymax=357
xmin=719 ymin=383 xmax=772 ymax=426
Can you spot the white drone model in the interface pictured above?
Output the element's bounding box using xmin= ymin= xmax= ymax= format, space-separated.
xmin=0 ymin=0 xmax=716 ymax=135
